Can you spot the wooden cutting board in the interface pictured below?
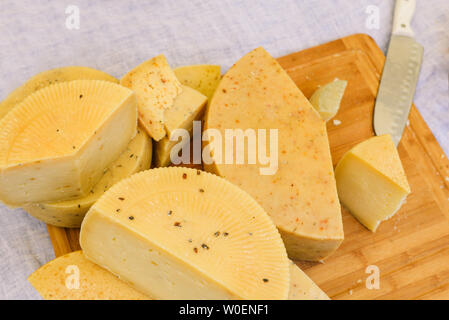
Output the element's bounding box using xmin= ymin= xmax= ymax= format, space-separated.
xmin=46 ymin=33 xmax=449 ymax=300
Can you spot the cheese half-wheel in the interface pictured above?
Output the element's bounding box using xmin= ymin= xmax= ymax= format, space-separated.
xmin=0 ymin=66 xmax=118 ymax=120
xmin=28 ymin=251 xmax=327 ymax=300
xmin=121 ymin=55 xmax=182 ymax=141
xmin=174 ymin=65 xmax=221 ymax=101
xmin=80 ymin=167 xmax=290 ymax=300
xmin=204 ymin=47 xmax=344 ymax=261
xmin=28 ymin=251 xmax=148 ymax=300
xmin=24 ymin=127 xmax=152 ymax=227
xmin=0 ymin=80 xmax=137 ymax=205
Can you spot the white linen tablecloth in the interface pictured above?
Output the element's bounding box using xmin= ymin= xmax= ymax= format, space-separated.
xmin=0 ymin=0 xmax=447 ymax=299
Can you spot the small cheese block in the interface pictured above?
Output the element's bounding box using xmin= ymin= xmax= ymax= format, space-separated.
xmin=309 ymin=79 xmax=347 ymax=121
xmin=24 ymin=128 xmax=152 ymax=227
xmin=28 ymin=251 xmax=148 ymax=300
xmin=28 ymin=251 xmax=325 ymax=300
xmin=204 ymin=47 xmax=344 ymax=261
xmin=155 ymin=85 xmax=207 ymax=167
xmin=335 ymin=134 xmax=411 ymax=231
xmin=288 ymin=261 xmax=329 ymax=300
xmin=0 ymin=80 xmax=137 ymax=205
xmin=80 ymin=167 xmax=290 ymax=300
xmin=174 ymin=65 xmax=221 ymax=101
xmin=121 ymin=55 xmax=182 ymax=141
xmin=0 ymin=66 xmax=118 ymax=120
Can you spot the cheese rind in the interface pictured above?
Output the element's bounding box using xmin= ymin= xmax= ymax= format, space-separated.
xmin=121 ymin=55 xmax=182 ymax=141
xmin=80 ymin=167 xmax=290 ymax=300
xmin=174 ymin=65 xmax=221 ymax=101
xmin=155 ymin=85 xmax=207 ymax=167
xmin=24 ymin=128 xmax=152 ymax=227
xmin=0 ymin=80 xmax=137 ymax=205
xmin=28 ymin=251 xmax=148 ymax=300
xmin=335 ymin=134 xmax=411 ymax=231
xmin=204 ymin=47 xmax=344 ymax=261
xmin=288 ymin=261 xmax=329 ymax=300
xmin=0 ymin=66 xmax=118 ymax=120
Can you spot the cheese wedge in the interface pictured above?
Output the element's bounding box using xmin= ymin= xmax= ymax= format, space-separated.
xmin=0 ymin=80 xmax=137 ymax=205
xmin=28 ymin=251 xmax=148 ymax=300
xmin=155 ymin=85 xmax=207 ymax=167
xmin=80 ymin=167 xmax=290 ymax=299
xmin=0 ymin=66 xmax=118 ymax=120
xmin=174 ymin=65 xmax=221 ymax=101
xmin=288 ymin=261 xmax=329 ymax=300
xmin=309 ymin=79 xmax=347 ymax=121
xmin=335 ymin=134 xmax=411 ymax=231
xmin=204 ymin=47 xmax=344 ymax=261
xmin=28 ymin=251 xmax=327 ymax=300
xmin=121 ymin=55 xmax=182 ymax=141
xmin=23 ymin=128 xmax=152 ymax=227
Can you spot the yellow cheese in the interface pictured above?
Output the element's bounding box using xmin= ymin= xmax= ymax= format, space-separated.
xmin=309 ymin=79 xmax=347 ymax=121
xmin=174 ymin=65 xmax=221 ymax=101
xmin=0 ymin=66 xmax=118 ymax=120
xmin=23 ymin=128 xmax=152 ymax=227
xmin=335 ymin=134 xmax=411 ymax=231
xmin=121 ymin=55 xmax=182 ymax=141
xmin=29 ymin=251 xmax=326 ymax=300
xmin=288 ymin=261 xmax=329 ymax=300
xmin=0 ymin=80 xmax=137 ymax=205
xmin=204 ymin=47 xmax=343 ymax=261
xmin=28 ymin=251 xmax=148 ymax=300
xmin=155 ymin=85 xmax=207 ymax=167
xmin=80 ymin=167 xmax=290 ymax=299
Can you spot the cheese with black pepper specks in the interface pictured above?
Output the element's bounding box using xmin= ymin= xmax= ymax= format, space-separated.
xmin=80 ymin=167 xmax=290 ymax=300
xmin=204 ymin=47 xmax=344 ymax=261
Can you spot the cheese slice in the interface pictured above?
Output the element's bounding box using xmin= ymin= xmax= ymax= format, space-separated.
xmin=80 ymin=167 xmax=290 ymax=299
xmin=121 ymin=55 xmax=182 ymax=141
xmin=174 ymin=65 xmax=221 ymax=101
xmin=0 ymin=66 xmax=118 ymax=120
xmin=0 ymin=80 xmax=137 ymax=205
xmin=28 ymin=251 xmax=148 ymax=300
xmin=28 ymin=251 xmax=327 ymax=300
xmin=155 ymin=85 xmax=207 ymax=167
xmin=335 ymin=134 xmax=411 ymax=231
xmin=288 ymin=261 xmax=329 ymax=300
xmin=23 ymin=128 xmax=152 ymax=227
xmin=204 ymin=47 xmax=344 ymax=261
xmin=309 ymin=79 xmax=347 ymax=121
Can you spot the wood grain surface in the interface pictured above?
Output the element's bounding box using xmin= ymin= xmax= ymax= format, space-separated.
xmin=47 ymin=33 xmax=449 ymax=300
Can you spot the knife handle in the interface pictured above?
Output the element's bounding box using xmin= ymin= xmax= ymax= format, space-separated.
xmin=392 ymin=0 xmax=416 ymax=37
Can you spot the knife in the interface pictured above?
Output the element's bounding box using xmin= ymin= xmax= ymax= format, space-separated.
xmin=373 ymin=0 xmax=423 ymax=146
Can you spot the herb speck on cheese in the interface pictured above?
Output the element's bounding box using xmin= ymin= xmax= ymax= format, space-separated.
xmin=263 ymin=278 xmax=269 ymax=283
xmin=182 ymin=173 xmax=187 ymax=179
xmin=118 ymin=197 xmax=125 ymax=201
xmin=201 ymin=244 xmax=209 ymax=250
xmin=223 ymin=232 xmax=229 ymax=237
xmin=174 ymin=222 xmax=181 ymax=227
xmin=214 ymin=231 xmax=220 ymax=237
xmin=168 ymin=210 xmax=173 ymax=215
xmin=199 ymin=188 xmax=204 ymax=193
xmin=193 ymin=247 xmax=198 ymax=253
xmin=128 ymin=216 xmax=134 ymax=220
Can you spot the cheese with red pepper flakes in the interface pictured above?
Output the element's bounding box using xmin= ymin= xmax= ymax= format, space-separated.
xmin=335 ymin=134 xmax=411 ymax=231
xmin=204 ymin=47 xmax=344 ymax=261
xmin=155 ymin=85 xmax=207 ymax=167
xmin=28 ymin=251 xmax=149 ymax=300
xmin=121 ymin=55 xmax=182 ymax=141
xmin=288 ymin=261 xmax=329 ymax=300
xmin=0 ymin=66 xmax=118 ymax=120
xmin=0 ymin=80 xmax=137 ymax=205
xmin=24 ymin=127 xmax=152 ymax=228
xmin=80 ymin=167 xmax=290 ymax=299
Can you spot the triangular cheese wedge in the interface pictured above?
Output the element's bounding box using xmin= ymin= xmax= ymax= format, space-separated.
xmin=204 ymin=47 xmax=344 ymax=261
xmin=121 ymin=55 xmax=182 ymax=141
xmin=174 ymin=65 xmax=221 ymax=101
xmin=28 ymin=251 xmax=328 ymax=300
xmin=335 ymin=134 xmax=411 ymax=231
xmin=0 ymin=66 xmax=118 ymax=120
xmin=0 ymin=80 xmax=137 ymax=205
xmin=80 ymin=167 xmax=290 ymax=299
xmin=24 ymin=127 xmax=152 ymax=227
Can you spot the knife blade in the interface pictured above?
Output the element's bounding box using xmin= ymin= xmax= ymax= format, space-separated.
xmin=373 ymin=0 xmax=423 ymax=146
